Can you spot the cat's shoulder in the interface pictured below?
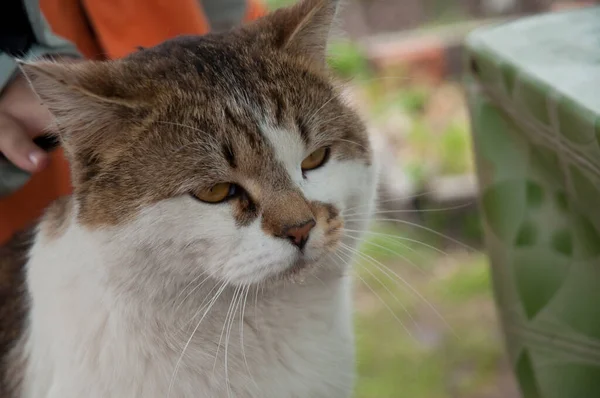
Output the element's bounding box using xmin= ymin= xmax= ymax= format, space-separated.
xmin=0 ymin=228 xmax=32 ymax=397
xmin=39 ymin=196 xmax=74 ymax=241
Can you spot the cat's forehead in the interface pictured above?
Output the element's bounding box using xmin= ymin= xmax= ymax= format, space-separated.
xmin=132 ymin=37 xmax=368 ymax=159
xmin=131 ymin=35 xmax=330 ymax=99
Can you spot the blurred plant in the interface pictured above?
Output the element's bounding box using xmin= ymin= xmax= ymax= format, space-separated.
xmin=391 ymin=86 xmax=430 ymax=114
xmin=328 ymin=40 xmax=371 ymax=80
xmin=353 ymin=223 xmax=502 ymax=398
xmin=438 ymin=120 xmax=473 ymax=175
xmin=265 ymin=0 xmax=295 ymax=10
xmin=367 ymin=81 xmax=474 ymax=182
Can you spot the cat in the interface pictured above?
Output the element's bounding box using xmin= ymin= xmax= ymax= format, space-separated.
xmin=0 ymin=0 xmax=378 ymax=396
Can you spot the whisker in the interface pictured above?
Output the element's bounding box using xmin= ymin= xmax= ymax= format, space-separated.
xmin=213 ymin=286 xmax=240 ymax=375
xmin=339 ymin=245 xmax=418 ymax=335
xmin=310 ymin=272 xmax=328 ymax=287
xmin=239 ymin=285 xmax=258 ymax=389
xmin=168 ymin=281 xmax=228 ymax=398
xmin=176 ymin=270 xmax=209 ymax=300
xmin=224 ymin=286 xmax=244 ymax=398
xmin=343 ymin=228 xmax=449 ymax=257
xmin=306 ymin=95 xmax=338 ymax=127
xmin=253 ymin=282 xmax=261 ymax=330
xmin=344 ymin=202 xmax=474 ymax=217
xmin=319 ymin=114 xmax=358 ymax=127
xmin=334 ymin=74 xmax=415 ymax=84
xmin=339 ymin=242 xmax=455 ymax=337
xmin=259 ymin=284 xmax=265 ymax=325
xmin=335 ymin=137 xmax=368 ymax=150
xmin=331 ymin=75 xmax=415 ymax=95
xmin=175 ymin=272 xmax=212 ymax=312
xmin=335 ymin=249 xmax=412 ymax=337
xmin=342 ymin=191 xmax=434 ymax=215
xmin=331 ymin=251 xmax=356 ymax=275
xmin=181 ymin=281 xmax=227 ymax=330
xmin=343 ymin=232 xmax=428 ymax=276
xmin=344 ymin=219 xmax=477 ymax=252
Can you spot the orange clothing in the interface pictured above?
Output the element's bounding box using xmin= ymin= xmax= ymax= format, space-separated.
xmin=0 ymin=150 xmax=71 ymax=243
xmin=0 ymin=0 xmax=267 ymax=244
xmin=41 ymin=0 xmax=267 ymax=60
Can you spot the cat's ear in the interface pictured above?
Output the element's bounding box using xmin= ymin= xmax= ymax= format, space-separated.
xmin=19 ymin=60 xmax=149 ymax=157
xmin=251 ymin=0 xmax=340 ymax=67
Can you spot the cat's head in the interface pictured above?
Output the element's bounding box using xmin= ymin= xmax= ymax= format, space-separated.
xmin=23 ymin=0 xmax=377 ymax=286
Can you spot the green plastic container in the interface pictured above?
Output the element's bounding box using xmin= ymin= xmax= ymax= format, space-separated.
xmin=465 ymin=8 xmax=600 ymax=398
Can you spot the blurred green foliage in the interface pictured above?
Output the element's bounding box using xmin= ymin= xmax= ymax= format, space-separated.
xmin=439 ymin=121 xmax=472 ymax=175
xmin=265 ymin=0 xmax=295 ymax=9
xmin=327 ymin=40 xmax=371 ymax=80
xmin=354 ymin=224 xmax=503 ymax=398
xmin=393 ymin=87 xmax=430 ymax=114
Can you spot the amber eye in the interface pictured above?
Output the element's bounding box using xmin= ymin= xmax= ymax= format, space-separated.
xmin=301 ymin=147 xmax=330 ymax=172
xmin=192 ymin=183 xmax=237 ymax=204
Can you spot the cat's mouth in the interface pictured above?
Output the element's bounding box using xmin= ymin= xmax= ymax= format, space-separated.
xmin=288 ymin=257 xmax=309 ymax=274
xmin=278 ymin=244 xmax=338 ymax=281
xmin=275 ymin=256 xmax=313 ymax=281
xmin=278 ymin=222 xmax=344 ymax=281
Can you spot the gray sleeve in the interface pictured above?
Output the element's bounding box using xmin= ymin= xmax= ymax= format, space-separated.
xmin=200 ymin=0 xmax=248 ymax=32
xmin=0 ymin=0 xmax=80 ymax=92
xmin=0 ymin=0 xmax=81 ymax=198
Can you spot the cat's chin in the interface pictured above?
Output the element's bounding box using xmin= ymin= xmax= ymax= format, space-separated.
xmin=268 ymin=248 xmax=344 ymax=285
xmin=283 ymin=257 xmax=310 ymax=277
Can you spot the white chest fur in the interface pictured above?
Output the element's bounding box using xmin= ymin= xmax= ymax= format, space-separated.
xmin=21 ymin=226 xmax=356 ymax=398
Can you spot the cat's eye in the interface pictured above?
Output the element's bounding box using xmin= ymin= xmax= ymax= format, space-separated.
xmin=301 ymin=147 xmax=330 ymax=172
xmin=192 ymin=183 xmax=238 ymax=204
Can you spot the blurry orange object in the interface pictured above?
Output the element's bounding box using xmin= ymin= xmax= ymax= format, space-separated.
xmin=245 ymin=0 xmax=268 ymax=22
xmin=1 ymin=0 xmax=267 ymax=244
xmin=41 ymin=0 xmax=268 ymax=59
xmin=41 ymin=0 xmax=212 ymax=59
xmin=0 ymin=150 xmax=71 ymax=244
xmin=77 ymin=0 xmax=212 ymax=59
xmin=551 ymin=1 xmax=595 ymax=11
xmin=367 ymin=37 xmax=446 ymax=87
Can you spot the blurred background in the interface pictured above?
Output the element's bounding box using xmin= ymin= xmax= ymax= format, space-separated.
xmin=266 ymin=1 xmax=597 ymax=397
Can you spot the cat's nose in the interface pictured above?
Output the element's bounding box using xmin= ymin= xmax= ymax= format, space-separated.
xmin=284 ymin=220 xmax=316 ymax=250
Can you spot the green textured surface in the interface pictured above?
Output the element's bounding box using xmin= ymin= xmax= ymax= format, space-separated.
xmin=466 ymin=7 xmax=600 ymax=398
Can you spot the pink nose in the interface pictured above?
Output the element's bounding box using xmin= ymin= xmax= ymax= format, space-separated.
xmin=284 ymin=220 xmax=316 ymax=250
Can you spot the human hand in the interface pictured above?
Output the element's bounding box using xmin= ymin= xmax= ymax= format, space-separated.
xmin=0 ymin=73 xmax=53 ymax=172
